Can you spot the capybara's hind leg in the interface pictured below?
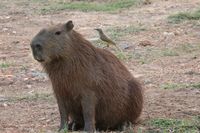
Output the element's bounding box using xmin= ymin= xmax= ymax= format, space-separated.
xmin=128 ymin=80 xmax=143 ymax=123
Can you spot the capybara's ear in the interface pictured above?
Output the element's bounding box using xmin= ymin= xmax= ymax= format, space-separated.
xmin=65 ymin=20 xmax=74 ymax=31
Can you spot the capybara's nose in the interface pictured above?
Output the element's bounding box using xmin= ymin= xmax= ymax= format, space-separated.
xmin=32 ymin=43 xmax=42 ymax=50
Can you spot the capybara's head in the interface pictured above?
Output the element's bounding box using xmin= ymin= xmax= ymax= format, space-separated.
xmin=30 ymin=20 xmax=74 ymax=63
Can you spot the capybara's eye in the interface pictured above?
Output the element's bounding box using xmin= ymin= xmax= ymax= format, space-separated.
xmin=55 ymin=31 xmax=61 ymax=35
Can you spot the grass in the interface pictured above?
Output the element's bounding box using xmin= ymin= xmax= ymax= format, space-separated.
xmin=191 ymin=83 xmax=200 ymax=89
xmin=62 ymin=123 xmax=68 ymax=133
xmin=131 ymin=50 xmax=153 ymax=64
xmin=39 ymin=0 xmax=139 ymax=14
xmin=0 ymin=3 xmax=6 ymax=9
xmin=161 ymin=83 xmax=200 ymax=90
xmin=146 ymin=117 xmax=200 ymax=133
xmin=161 ymin=49 xmax=179 ymax=56
xmin=106 ymin=25 xmax=146 ymax=40
xmin=178 ymin=43 xmax=200 ymax=53
xmin=115 ymin=51 xmax=133 ymax=61
xmin=168 ymin=9 xmax=200 ymax=23
xmin=129 ymin=43 xmax=200 ymax=64
xmin=160 ymin=43 xmax=200 ymax=57
xmin=8 ymin=93 xmax=54 ymax=102
xmin=94 ymin=33 xmax=199 ymax=63
xmin=129 ymin=47 xmax=179 ymax=64
xmin=0 ymin=62 xmax=10 ymax=68
xmin=161 ymin=83 xmax=181 ymax=90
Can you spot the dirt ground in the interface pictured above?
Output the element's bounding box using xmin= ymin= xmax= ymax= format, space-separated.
xmin=0 ymin=0 xmax=200 ymax=133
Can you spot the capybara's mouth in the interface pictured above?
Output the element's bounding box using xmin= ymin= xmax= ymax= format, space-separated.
xmin=34 ymin=56 xmax=45 ymax=62
xmin=36 ymin=59 xmax=45 ymax=62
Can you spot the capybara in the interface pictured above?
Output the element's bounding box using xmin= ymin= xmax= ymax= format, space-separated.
xmin=30 ymin=20 xmax=143 ymax=132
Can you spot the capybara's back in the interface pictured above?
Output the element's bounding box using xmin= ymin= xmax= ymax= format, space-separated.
xmin=92 ymin=49 xmax=143 ymax=130
xmin=30 ymin=20 xmax=143 ymax=132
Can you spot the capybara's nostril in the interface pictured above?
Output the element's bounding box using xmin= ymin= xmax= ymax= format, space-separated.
xmin=31 ymin=43 xmax=42 ymax=51
xmin=35 ymin=43 xmax=42 ymax=50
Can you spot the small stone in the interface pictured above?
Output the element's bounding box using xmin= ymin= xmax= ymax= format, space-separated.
xmin=134 ymin=74 xmax=144 ymax=78
xmin=27 ymin=85 xmax=32 ymax=89
xmin=2 ymin=28 xmax=8 ymax=31
xmin=163 ymin=31 xmax=175 ymax=36
xmin=24 ymin=77 xmax=29 ymax=81
xmin=3 ymin=103 xmax=8 ymax=107
xmin=192 ymin=56 xmax=197 ymax=59
xmin=174 ymin=31 xmax=180 ymax=36
xmin=120 ymin=43 xmax=133 ymax=50
xmin=5 ymin=16 xmax=11 ymax=19
xmin=46 ymin=119 xmax=51 ymax=123
xmin=12 ymin=40 xmax=20 ymax=44
xmin=0 ymin=96 xmax=7 ymax=102
xmin=143 ymin=0 xmax=151 ymax=5
xmin=28 ymin=90 xmax=34 ymax=94
xmin=139 ymin=40 xmax=152 ymax=46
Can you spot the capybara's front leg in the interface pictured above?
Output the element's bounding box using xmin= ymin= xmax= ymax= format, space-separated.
xmin=81 ymin=91 xmax=96 ymax=132
xmin=57 ymin=97 xmax=68 ymax=131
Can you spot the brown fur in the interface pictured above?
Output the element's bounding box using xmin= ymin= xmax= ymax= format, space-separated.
xmin=30 ymin=21 xmax=143 ymax=132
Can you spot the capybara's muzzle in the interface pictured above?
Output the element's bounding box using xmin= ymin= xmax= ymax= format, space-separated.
xmin=31 ymin=42 xmax=44 ymax=62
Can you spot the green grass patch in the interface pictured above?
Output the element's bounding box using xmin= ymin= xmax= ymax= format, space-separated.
xmin=168 ymin=9 xmax=200 ymax=23
xmin=131 ymin=50 xmax=153 ymax=64
xmin=176 ymin=43 xmax=200 ymax=53
xmin=62 ymin=123 xmax=68 ymax=133
xmin=146 ymin=117 xmax=200 ymax=133
xmin=0 ymin=3 xmax=6 ymax=9
xmin=106 ymin=25 xmax=146 ymax=40
xmin=40 ymin=0 xmax=139 ymax=14
xmin=161 ymin=43 xmax=200 ymax=57
xmin=191 ymin=83 xmax=200 ymax=89
xmin=93 ymin=42 xmax=200 ymax=64
xmin=161 ymin=82 xmax=200 ymax=90
xmin=0 ymin=62 xmax=10 ymax=68
xmin=115 ymin=51 xmax=133 ymax=61
xmin=9 ymin=93 xmax=54 ymax=102
xmin=161 ymin=83 xmax=182 ymax=90
xmin=161 ymin=49 xmax=179 ymax=56
xmin=131 ymin=43 xmax=200 ymax=64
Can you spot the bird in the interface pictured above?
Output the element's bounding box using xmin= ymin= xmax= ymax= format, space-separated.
xmin=95 ymin=28 xmax=120 ymax=50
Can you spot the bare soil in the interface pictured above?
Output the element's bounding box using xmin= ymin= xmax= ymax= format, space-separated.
xmin=0 ymin=0 xmax=200 ymax=132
